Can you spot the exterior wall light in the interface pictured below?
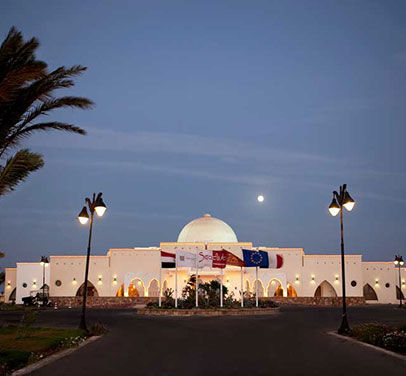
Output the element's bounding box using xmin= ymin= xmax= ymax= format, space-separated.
xmin=72 ymin=278 xmax=77 ymax=285
xmin=375 ymin=279 xmax=379 ymax=286
xmin=335 ymin=276 xmax=339 ymax=284
xmin=311 ymin=276 xmax=315 ymax=284
xmin=295 ymin=276 xmax=300 ymax=284
xmin=98 ymin=276 xmax=103 ymax=285
xmin=7 ymin=281 xmax=11 ymax=289
xmin=113 ymin=277 xmax=117 ymax=285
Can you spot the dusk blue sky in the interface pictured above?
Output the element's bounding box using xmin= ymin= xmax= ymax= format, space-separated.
xmin=1 ymin=1 xmax=405 ymax=269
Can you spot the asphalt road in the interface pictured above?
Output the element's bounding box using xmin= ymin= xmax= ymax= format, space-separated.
xmin=1 ymin=305 xmax=405 ymax=376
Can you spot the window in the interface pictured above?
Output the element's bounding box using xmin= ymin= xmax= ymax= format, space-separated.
xmin=22 ymin=283 xmax=27 ymax=288
xmin=351 ymin=280 xmax=357 ymax=287
xmin=55 ymin=280 xmax=62 ymax=287
xmin=385 ymin=283 xmax=390 ymax=288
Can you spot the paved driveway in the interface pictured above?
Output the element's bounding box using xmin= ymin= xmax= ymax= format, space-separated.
xmin=1 ymin=305 xmax=405 ymax=376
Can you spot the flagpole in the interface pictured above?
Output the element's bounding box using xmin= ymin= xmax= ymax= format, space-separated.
xmin=220 ymin=268 xmax=223 ymax=308
xmin=195 ymin=249 xmax=199 ymax=308
xmin=240 ymin=266 xmax=244 ymax=307
xmin=175 ymin=252 xmax=178 ymax=308
xmin=255 ymin=266 xmax=259 ymax=308
xmin=159 ymin=261 xmax=162 ymax=307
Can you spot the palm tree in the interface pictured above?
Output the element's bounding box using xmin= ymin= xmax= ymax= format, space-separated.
xmin=0 ymin=27 xmax=93 ymax=197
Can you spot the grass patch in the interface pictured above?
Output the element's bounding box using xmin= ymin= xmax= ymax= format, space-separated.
xmin=0 ymin=326 xmax=87 ymax=374
xmin=350 ymin=323 xmax=406 ymax=354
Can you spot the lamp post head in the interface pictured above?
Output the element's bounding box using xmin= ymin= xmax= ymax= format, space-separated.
xmin=40 ymin=256 xmax=49 ymax=266
xmin=94 ymin=195 xmax=107 ymax=217
xmin=394 ymin=255 xmax=404 ymax=266
xmin=343 ymin=191 xmax=355 ymax=212
xmin=400 ymin=256 xmax=404 ymax=266
xmin=78 ymin=206 xmax=89 ymax=224
xmin=328 ymin=197 xmax=340 ymax=217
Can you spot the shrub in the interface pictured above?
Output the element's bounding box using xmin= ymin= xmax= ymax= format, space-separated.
xmin=382 ymin=331 xmax=406 ymax=353
xmin=350 ymin=323 xmax=406 ymax=354
xmin=350 ymin=323 xmax=389 ymax=347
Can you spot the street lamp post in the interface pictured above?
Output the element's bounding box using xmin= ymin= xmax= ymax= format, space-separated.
xmin=77 ymin=192 xmax=107 ymax=332
xmin=328 ymin=184 xmax=355 ymax=335
xmin=394 ymin=255 xmax=404 ymax=307
xmin=40 ymin=256 xmax=49 ymax=301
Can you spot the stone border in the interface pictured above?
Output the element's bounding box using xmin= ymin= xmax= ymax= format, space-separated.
xmin=11 ymin=335 xmax=102 ymax=376
xmin=327 ymin=331 xmax=406 ymax=361
xmin=137 ymin=307 xmax=279 ymax=316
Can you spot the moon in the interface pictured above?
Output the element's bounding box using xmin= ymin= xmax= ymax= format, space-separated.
xmin=257 ymin=195 xmax=264 ymax=203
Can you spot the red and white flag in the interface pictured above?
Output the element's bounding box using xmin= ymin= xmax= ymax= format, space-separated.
xmin=161 ymin=251 xmax=176 ymax=268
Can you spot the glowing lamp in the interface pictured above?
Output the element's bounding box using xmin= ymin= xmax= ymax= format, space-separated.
xmin=328 ymin=198 xmax=340 ymax=217
xmin=343 ymin=192 xmax=355 ymax=212
xmin=94 ymin=196 xmax=107 ymax=217
xmin=78 ymin=206 xmax=89 ymax=224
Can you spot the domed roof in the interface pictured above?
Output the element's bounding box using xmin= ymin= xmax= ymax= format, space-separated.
xmin=177 ymin=213 xmax=238 ymax=243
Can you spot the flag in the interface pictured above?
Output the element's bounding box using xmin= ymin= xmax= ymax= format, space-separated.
xmin=242 ymin=249 xmax=269 ymax=267
xmin=176 ymin=250 xmax=196 ymax=267
xmin=212 ymin=250 xmax=227 ymax=268
xmin=223 ymin=250 xmax=245 ymax=267
xmin=268 ymin=253 xmax=284 ymax=269
xmin=161 ymin=251 xmax=175 ymax=268
xmin=197 ymin=250 xmax=213 ymax=268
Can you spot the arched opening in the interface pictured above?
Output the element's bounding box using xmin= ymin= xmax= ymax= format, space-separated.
xmin=396 ymin=286 xmax=404 ymax=300
xmin=76 ymin=281 xmax=99 ymax=297
xmin=286 ymin=283 xmax=297 ymax=297
xmin=162 ymin=280 xmax=168 ymax=296
xmin=245 ymin=280 xmax=250 ymax=293
xmin=8 ymin=287 xmax=16 ymax=302
xmin=363 ymin=283 xmax=378 ymax=300
xmin=253 ymin=280 xmax=264 ymax=297
xmin=267 ymin=279 xmax=283 ymax=297
xmin=116 ymin=279 xmax=145 ymax=297
xmin=147 ymin=279 xmax=159 ymax=297
xmin=314 ymin=280 xmax=337 ymax=297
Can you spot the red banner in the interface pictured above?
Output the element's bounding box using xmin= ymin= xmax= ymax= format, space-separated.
xmin=211 ymin=250 xmax=245 ymax=268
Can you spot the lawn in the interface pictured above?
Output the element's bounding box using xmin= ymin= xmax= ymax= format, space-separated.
xmin=0 ymin=326 xmax=87 ymax=373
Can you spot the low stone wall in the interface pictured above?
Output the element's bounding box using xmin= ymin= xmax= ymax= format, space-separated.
xmin=51 ymin=296 xmax=365 ymax=308
xmin=138 ymin=308 xmax=279 ymax=316
xmin=265 ymin=296 xmax=365 ymax=306
xmin=51 ymin=296 xmax=157 ymax=308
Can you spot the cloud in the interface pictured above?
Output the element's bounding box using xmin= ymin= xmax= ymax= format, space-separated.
xmin=29 ymin=127 xmax=334 ymax=165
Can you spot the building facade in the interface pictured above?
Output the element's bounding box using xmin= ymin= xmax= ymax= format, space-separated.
xmin=4 ymin=213 xmax=405 ymax=304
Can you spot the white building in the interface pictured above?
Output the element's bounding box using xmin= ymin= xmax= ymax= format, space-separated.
xmin=4 ymin=213 xmax=405 ymax=304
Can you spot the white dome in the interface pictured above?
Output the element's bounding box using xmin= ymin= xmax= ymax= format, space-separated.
xmin=177 ymin=213 xmax=238 ymax=243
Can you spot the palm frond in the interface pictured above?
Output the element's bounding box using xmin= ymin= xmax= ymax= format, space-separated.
xmin=20 ymin=96 xmax=93 ymax=126
xmin=7 ymin=122 xmax=86 ymax=146
xmin=0 ymin=149 xmax=44 ymax=196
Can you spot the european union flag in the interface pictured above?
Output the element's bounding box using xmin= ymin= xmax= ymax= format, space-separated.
xmin=242 ymin=249 xmax=269 ymax=268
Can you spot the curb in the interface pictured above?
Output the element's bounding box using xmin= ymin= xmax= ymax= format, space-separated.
xmin=137 ymin=307 xmax=280 ymax=316
xmin=12 ymin=335 xmax=102 ymax=375
xmin=327 ymin=331 xmax=406 ymax=361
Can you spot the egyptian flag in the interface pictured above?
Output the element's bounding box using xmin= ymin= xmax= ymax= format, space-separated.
xmin=161 ymin=251 xmax=176 ymax=268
